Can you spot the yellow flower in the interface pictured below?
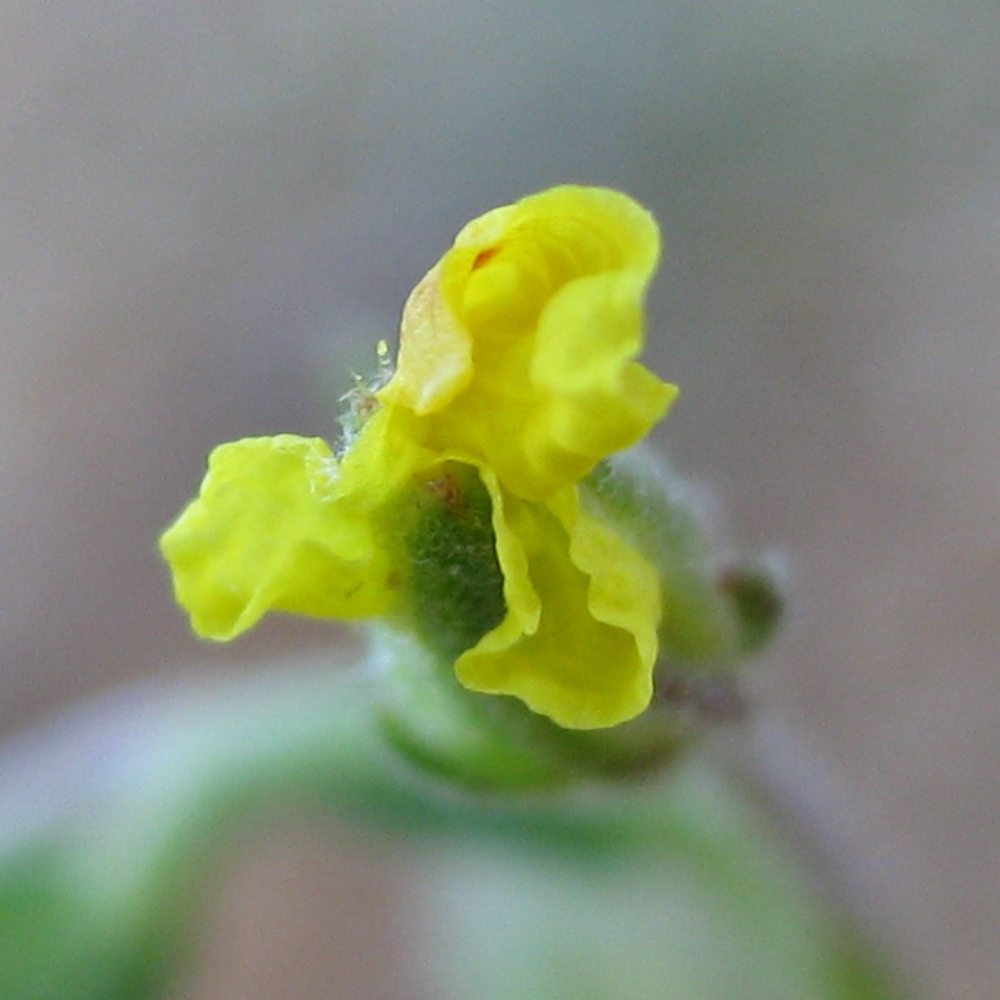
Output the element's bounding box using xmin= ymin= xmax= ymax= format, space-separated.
xmin=160 ymin=186 xmax=675 ymax=730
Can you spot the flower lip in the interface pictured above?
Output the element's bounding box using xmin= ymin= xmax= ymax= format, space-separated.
xmin=378 ymin=184 xmax=676 ymax=501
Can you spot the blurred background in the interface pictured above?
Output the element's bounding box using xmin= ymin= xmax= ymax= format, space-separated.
xmin=2 ymin=1 xmax=997 ymax=997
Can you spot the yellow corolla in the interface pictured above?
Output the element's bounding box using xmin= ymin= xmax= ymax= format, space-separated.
xmin=461 ymin=471 xmax=662 ymax=729
xmin=160 ymin=186 xmax=676 ymax=730
xmin=380 ymin=185 xmax=677 ymax=500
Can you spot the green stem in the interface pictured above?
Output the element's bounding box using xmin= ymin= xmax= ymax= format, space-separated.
xmin=0 ymin=659 xmax=904 ymax=1000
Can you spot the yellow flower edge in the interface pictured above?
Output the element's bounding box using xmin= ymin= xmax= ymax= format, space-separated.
xmin=160 ymin=430 xmax=394 ymax=640
xmin=455 ymin=472 xmax=660 ymax=729
xmin=378 ymin=185 xmax=678 ymax=501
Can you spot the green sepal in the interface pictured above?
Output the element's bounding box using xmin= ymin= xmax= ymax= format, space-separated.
xmin=584 ymin=452 xmax=783 ymax=669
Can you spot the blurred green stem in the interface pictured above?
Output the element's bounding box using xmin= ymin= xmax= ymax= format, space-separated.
xmin=0 ymin=658 xmax=903 ymax=1000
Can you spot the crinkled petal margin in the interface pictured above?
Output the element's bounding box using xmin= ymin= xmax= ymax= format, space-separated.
xmin=380 ymin=185 xmax=676 ymax=501
xmin=455 ymin=472 xmax=661 ymax=729
xmin=159 ymin=435 xmax=394 ymax=640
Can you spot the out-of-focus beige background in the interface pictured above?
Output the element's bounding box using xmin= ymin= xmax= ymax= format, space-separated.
xmin=2 ymin=2 xmax=997 ymax=997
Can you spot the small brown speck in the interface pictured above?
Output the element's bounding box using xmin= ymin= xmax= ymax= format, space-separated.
xmin=472 ymin=247 xmax=499 ymax=270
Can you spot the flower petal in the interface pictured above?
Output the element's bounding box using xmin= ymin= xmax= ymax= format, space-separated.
xmin=381 ymin=261 xmax=473 ymax=415
xmin=548 ymin=484 xmax=661 ymax=668
xmin=531 ymin=272 xmax=678 ymax=468
xmin=455 ymin=472 xmax=660 ymax=729
xmin=160 ymin=435 xmax=395 ymax=640
xmin=380 ymin=185 xmax=676 ymax=500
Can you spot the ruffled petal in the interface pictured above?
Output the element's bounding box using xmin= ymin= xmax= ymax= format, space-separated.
xmin=379 ymin=185 xmax=676 ymax=500
xmin=159 ymin=435 xmax=396 ymax=640
xmin=381 ymin=261 xmax=473 ymax=414
xmin=530 ymin=273 xmax=678 ymax=470
xmin=548 ymin=484 xmax=661 ymax=667
xmin=455 ymin=472 xmax=660 ymax=729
